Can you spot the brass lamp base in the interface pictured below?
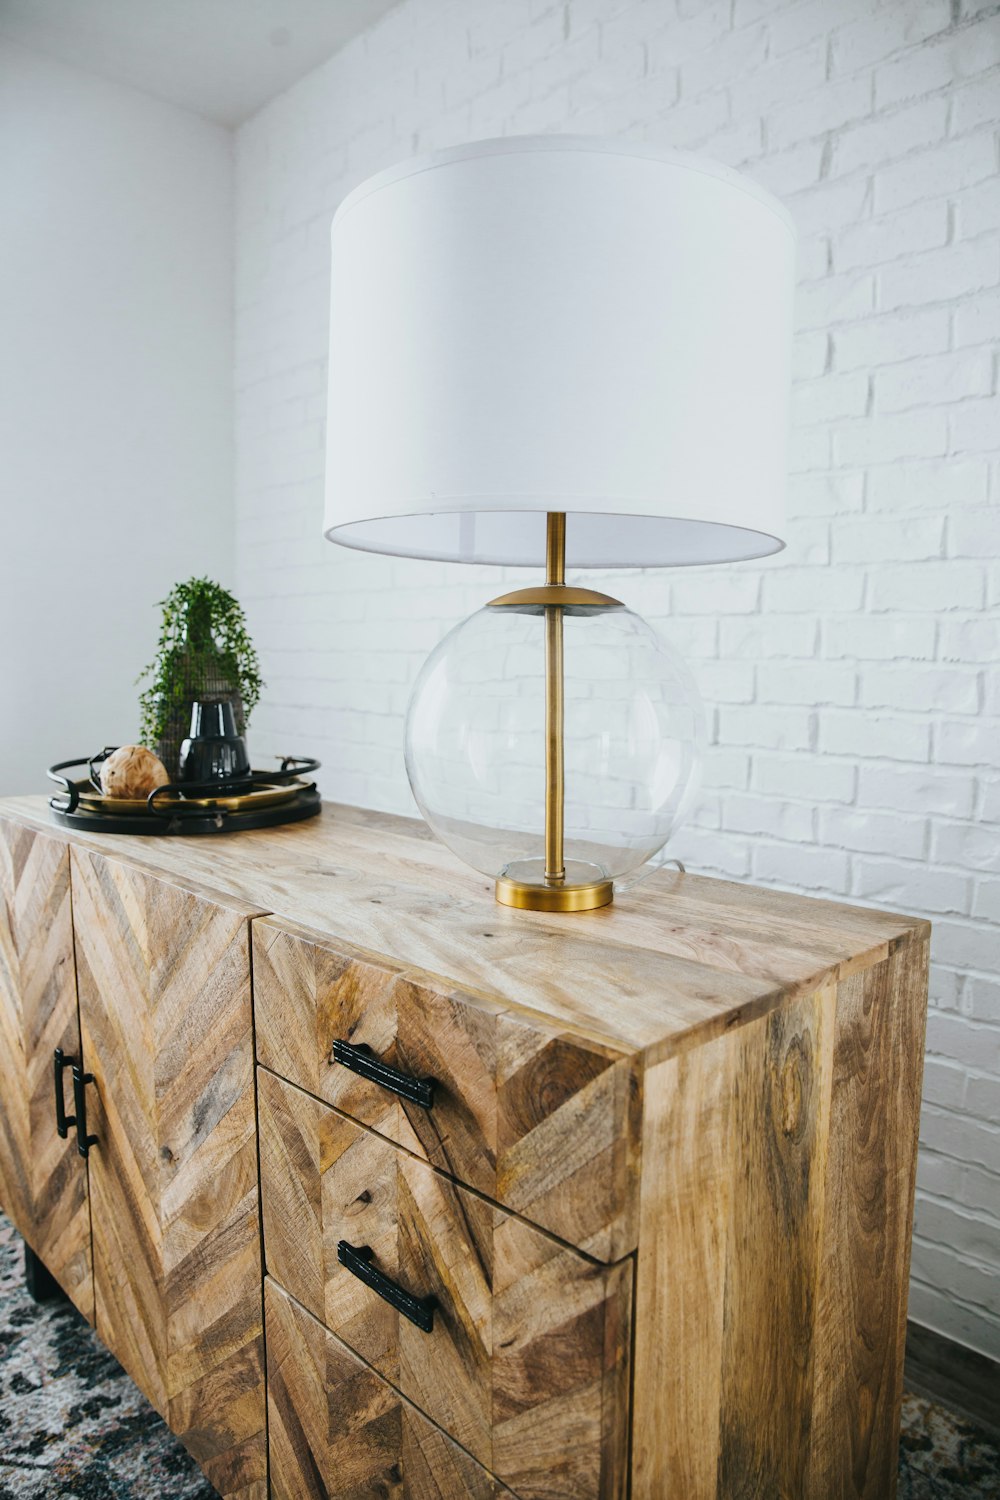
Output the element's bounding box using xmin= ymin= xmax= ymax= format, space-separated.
xmin=495 ymin=876 xmax=614 ymax=913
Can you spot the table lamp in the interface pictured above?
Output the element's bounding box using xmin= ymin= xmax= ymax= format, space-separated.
xmin=324 ymin=136 xmax=795 ymax=912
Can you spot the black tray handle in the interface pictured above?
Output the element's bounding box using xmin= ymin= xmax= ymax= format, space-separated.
xmin=146 ymin=759 xmax=322 ymax=817
xmin=337 ymin=1241 xmax=436 ymax=1333
xmin=275 ymin=756 xmax=321 ymax=782
xmin=88 ymin=747 xmax=118 ymax=792
xmin=53 ymin=1048 xmax=77 ymax=1138
xmin=71 ymin=1064 xmax=98 ymax=1158
xmin=46 ymin=760 xmax=83 ymax=814
xmin=332 ymin=1040 xmax=435 ymax=1110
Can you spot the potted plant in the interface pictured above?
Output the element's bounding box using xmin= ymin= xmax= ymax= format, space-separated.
xmin=137 ymin=578 xmax=264 ymax=776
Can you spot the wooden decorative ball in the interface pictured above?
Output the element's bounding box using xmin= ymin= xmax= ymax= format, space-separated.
xmin=100 ymin=745 xmax=170 ymax=800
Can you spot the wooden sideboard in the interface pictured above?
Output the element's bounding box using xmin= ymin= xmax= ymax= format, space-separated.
xmin=0 ymin=797 xmax=929 ymax=1499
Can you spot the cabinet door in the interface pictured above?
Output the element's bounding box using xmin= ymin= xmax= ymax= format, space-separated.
xmin=0 ymin=817 xmax=92 ymax=1318
xmin=71 ymin=846 xmax=266 ymax=1500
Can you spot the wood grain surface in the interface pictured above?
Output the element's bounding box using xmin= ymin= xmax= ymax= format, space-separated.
xmin=70 ymin=847 xmax=267 ymax=1500
xmin=632 ymin=935 xmax=929 ymax=1499
xmin=0 ymin=800 xmax=931 ymax=1500
xmin=258 ymin=1068 xmax=632 ymax=1499
xmin=0 ymin=817 xmax=93 ymax=1318
xmin=806 ymin=936 xmax=929 ymax=1500
xmin=266 ymin=1276 xmax=514 ymax=1499
xmin=716 ymin=985 xmax=836 ymax=1498
xmin=254 ymin=916 xmax=640 ymax=1260
xmin=0 ymin=797 xmax=926 ymax=1062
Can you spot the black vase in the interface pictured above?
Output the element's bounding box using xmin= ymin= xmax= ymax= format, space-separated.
xmin=154 ymin=642 xmax=246 ymax=778
xmin=178 ymin=700 xmax=251 ymax=789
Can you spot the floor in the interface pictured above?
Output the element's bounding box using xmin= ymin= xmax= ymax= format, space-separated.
xmin=1 ymin=1217 xmax=998 ymax=1498
xmin=0 ymin=1218 xmax=214 ymax=1500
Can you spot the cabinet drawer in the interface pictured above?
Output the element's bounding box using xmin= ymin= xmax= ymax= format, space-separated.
xmin=252 ymin=917 xmax=639 ymax=1260
xmin=266 ymin=1277 xmax=512 ymax=1499
xmin=259 ymin=1069 xmax=632 ymax=1500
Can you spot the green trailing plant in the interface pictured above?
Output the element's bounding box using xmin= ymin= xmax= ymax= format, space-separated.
xmin=137 ymin=578 xmax=264 ymax=752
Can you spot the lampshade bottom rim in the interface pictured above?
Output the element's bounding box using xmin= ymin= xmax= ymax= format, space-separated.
xmin=325 ymin=511 xmax=785 ymax=568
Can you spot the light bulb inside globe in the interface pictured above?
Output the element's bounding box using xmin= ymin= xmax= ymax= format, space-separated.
xmin=404 ymin=593 xmax=705 ymax=908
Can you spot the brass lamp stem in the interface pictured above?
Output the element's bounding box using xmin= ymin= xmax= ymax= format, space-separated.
xmin=544 ymin=513 xmax=566 ymax=885
xmin=492 ymin=511 xmax=614 ymax=911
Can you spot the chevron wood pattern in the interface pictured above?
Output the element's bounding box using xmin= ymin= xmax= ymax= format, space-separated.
xmin=0 ymin=817 xmax=92 ymax=1318
xmin=253 ymin=917 xmax=641 ymax=1261
xmin=258 ymin=1068 xmax=633 ymax=1499
xmin=70 ymin=847 xmax=266 ymax=1500
xmin=0 ymin=799 xmax=927 ymax=1065
xmin=266 ymin=1277 xmax=514 ymax=1499
xmin=0 ymin=799 xmax=930 ymax=1500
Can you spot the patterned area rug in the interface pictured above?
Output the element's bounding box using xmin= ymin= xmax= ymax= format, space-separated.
xmin=1 ymin=1214 xmax=998 ymax=1498
xmin=0 ymin=1217 xmax=213 ymax=1499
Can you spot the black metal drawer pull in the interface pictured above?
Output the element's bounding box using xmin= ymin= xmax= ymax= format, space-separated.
xmin=71 ymin=1064 xmax=98 ymax=1158
xmin=332 ymin=1040 xmax=435 ymax=1110
xmin=337 ymin=1240 xmax=437 ymax=1333
xmin=53 ymin=1048 xmax=77 ymax=1139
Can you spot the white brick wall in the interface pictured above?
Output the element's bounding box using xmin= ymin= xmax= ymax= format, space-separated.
xmin=234 ymin=0 xmax=1000 ymax=1358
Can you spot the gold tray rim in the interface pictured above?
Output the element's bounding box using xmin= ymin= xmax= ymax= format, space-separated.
xmin=77 ymin=781 xmax=302 ymax=815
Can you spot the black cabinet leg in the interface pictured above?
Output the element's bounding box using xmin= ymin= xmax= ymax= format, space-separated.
xmin=24 ymin=1241 xmax=68 ymax=1303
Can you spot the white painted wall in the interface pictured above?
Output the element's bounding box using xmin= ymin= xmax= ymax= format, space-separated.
xmin=234 ymin=0 xmax=1000 ymax=1358
xmin=0 ymin=42 xmax=234 ymax=794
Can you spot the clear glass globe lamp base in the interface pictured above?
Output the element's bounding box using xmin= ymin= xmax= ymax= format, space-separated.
xmin=404 ymin=577 xmax=705 ymax=912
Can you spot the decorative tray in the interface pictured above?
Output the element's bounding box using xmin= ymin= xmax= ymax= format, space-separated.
xmin=47 ymin=753 xmax=322 ymax=836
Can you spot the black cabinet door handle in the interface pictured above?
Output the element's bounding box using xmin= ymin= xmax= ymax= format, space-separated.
xmin=332 ymin=1040 xmax=435 ymax=1110
xmin=71 ymin=1065 xmax=98 ymax=1158
xmin=337 ymin=1241 xmax=437 ymax=1333
xmin=53 ymin=1048 xmax=77 ymax=1139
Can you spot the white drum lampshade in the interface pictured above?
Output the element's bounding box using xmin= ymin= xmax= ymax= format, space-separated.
xmin=324 ymin=136 xmax=796 ymax=911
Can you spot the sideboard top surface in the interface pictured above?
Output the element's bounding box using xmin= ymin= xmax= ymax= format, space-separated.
xmin=0 ymin=797 xmax=927 ymax=1061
